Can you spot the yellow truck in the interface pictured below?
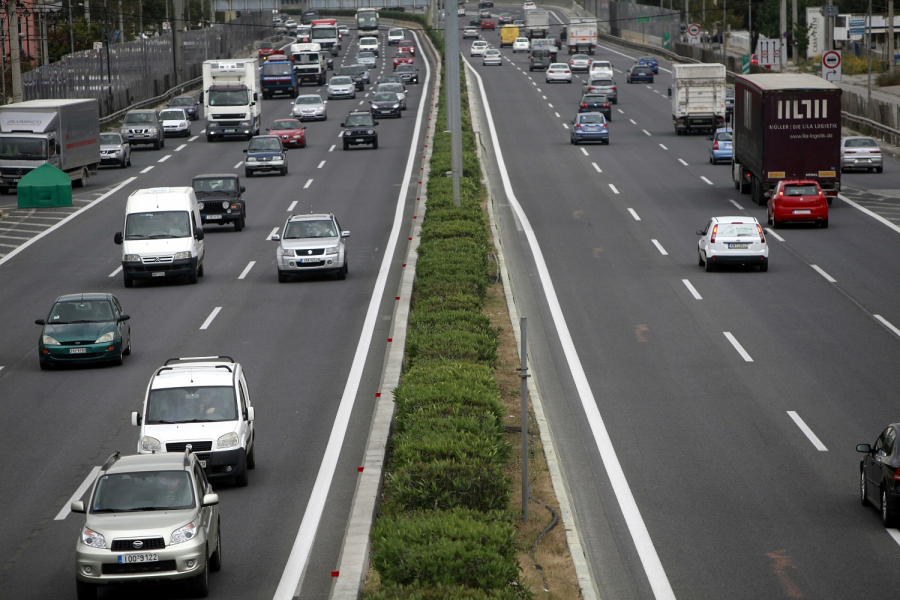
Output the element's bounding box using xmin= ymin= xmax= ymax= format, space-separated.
xmin=500 ymin=25 xmax=519 ymax=47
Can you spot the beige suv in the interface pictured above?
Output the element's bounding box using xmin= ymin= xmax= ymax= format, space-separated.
xmin=72 ymin=449 xmax=221 ymax=599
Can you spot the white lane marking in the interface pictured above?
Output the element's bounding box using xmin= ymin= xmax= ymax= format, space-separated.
xmin=548 ymin=103 xmax=554 ymax=108
xmin=682 ymin=279 xmax=702 ymax=300
xmin=651 ymin=239 xmax=668 ymax=255
xmin=267 ymin=227 xmax=279 ymax=240
xmin=542 ymin=95 xmax=547 ymax=99
xmin=643 ymin=129 xmax=651 ymax=136
xmin=654 ymin=90 xmax=660 ymax=94
xmin=238 ymin=261 xmax=256 ymax=280
xmin=200 ymin=307 xmax=222 ymax=330
xmin=304 ymin=179 xmax=313 ymax=189
xmin=627 ymin=208 xmax=640 ymax=221
xmin=646 ymin=85 xmax=653 ymax=90
xmin=55 ymin=466 xmax=101 ymax=520
xmin=274 ymin=30 xmax=432 ymax=600
xmin=592 ymin=162 xmax=602 ymax=173
xmin=614 ymin=68 xmax=623 ymax=73
xmin=617 ymin=108 xmax=624 ymax=114
xmin=811 ymin=265 xmax=836 ymax=283
xmin=700 ymin=176 xmax=714 ymax=185
xmin=724 ymin=332 xmax=753 ymax=362
xmin=563 ymin=123 xmax=569 ymax=129
xmin=0 ymin=366 xmax=3 ymax=372
xmin=597 ymin=43 xmax=637 ymax=61
xmin=580 ymin=148 xmax=589 ymax=156
xmin=0 ymin=177 xmax=136 ymax=270
xmin=555 ymin=112 xmax=561 ymax=118
xmin=887 ymin=529 xmax=900 ymax=547
xmin=659 ymin=143 xmax=668 ymax=150
xmin=176 ymin=144 xmax=188 ymax=152
xmin=140 ymin=166 xmax=154 ymax=173
xmin=158 ymin=154 xmax=171 ymax=163
xmin=329 ymin=144 xmax=336 ymax=152
xmin=729 ymin=199 xmax=744 ymax=210
xmin=839 ymin=193 xmax=900 ymax=236
xmin=532 ymin=81 xmax=537 ymax=86
xmin=234 ymin=161 xmax=243 ymax=168
xmin=629 ymin=118 xmax=637 ymax=124
xmin=464 ymin=55 xmax=677 ymax=600
xmin=609 ymin=183 xmax=619 ymax=194
xmin=287 ymin=200 xmax=298 ymax=211
xmin=787 ymin=411 xmax=828 ymax=451
xmin=537 ymin=88 xmax=542 ymax=93
xmin=317 ymin=160 xmax=326 ymax=169
xmin=358 ymin=100 xmax=364 ymax=105
xmin=765 ymin=228 xmax=785 ymax=242
xmin=875 ymin=315 xmax=900 ymax=338
xmin=189 ymin=135 xmax=198 ymax=142
xmin=678 ymin=158 xmax=688 ymax=166
xmin=108 ymin=266 xmax=122 ymax=278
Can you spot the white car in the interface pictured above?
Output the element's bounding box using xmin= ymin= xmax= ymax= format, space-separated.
xmin=157 ymin=108 xmax=191 ymax=137
xmin=697 ymin=216 xmax=769 ymax=272
xmin=512 ymin=37 xmax=531 ymax=52
xmin=545 ymin=63 xmax=572 ymax=83
xmin=458 ymin=4 xmax=466 ymax=15
xmin=482 ymin=48 xmax=502 ymax=66
xmin=523 ymin=1 xmax=536 ymax=8
xmin=589 ymin=60 xmax=614 ymax=78
xmin=387 ymin=28 xmax=404 ymax=44
xmin=470 ymin=40 xmax=489 ymax=56
xmin=463 ymin=26 xmax=480 ymax=39
xmin=358 ymin=36 xmax=379 ymax=56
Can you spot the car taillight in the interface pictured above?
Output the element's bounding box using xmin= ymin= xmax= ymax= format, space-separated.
xmin=713 ymin=141 xmax=719 ymax=150
xmin=602 ymin=124 xmax=607 ymax=129
xmin=756 ymin=224 xmax=766 ymax=243
xmin=603 ymin=103 xmax=609 ymax=108
xmin=874 ymin=150 xmax=882 ymax=154
xmin=845 ymin=150 xmax=856 ymax=154
xmin=580 ymin=103 xmax=587 ymax=108
xmin=710 ymin=224 xmax=718 ymax=243
xmin=779 ymin=191 xmax=784 ymax=197
xmin=893 ymin=468 xmax=900 ymax=481
xmin=575 ymin=123 xmax=581 ymax=129
xmin=565 ymin=70 xmax=571 ymax=73
xmin=611 ymin=86 xmax=616 ymax=90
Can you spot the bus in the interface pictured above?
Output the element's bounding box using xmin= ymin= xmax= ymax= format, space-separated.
xmin=357 ymin=8 xmax=379 ymax=33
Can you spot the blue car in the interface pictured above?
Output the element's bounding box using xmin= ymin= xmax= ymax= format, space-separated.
xmin=571 ymin=112 xmax=609 ymax=145
xmin=637 ymin=55 xmax=659 ymax=74
xmin=708 ymin=127 xmax=733 ymax=164
xmin=626 ymin=64 xmax=654 ymax=83
xmin=244 ymin=135 xmax=288 ymax=177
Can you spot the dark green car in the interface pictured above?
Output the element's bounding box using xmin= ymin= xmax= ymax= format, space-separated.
xmin=36 ymin=293 xmax=131 ymax=370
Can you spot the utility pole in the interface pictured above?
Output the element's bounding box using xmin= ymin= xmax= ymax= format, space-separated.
xmin=8 ymin=0 xmax=23 ymax=102
xmin=825 ymin=0 xmax=833 ymax=52
xmin=868 ymin=0 xmax=873 ymax=120
xmin=792 ymin=0 xmax=798 ymax=65
xmin=890 ymin=0 xmax=896 ymax=73
xmin=173 ymin=0 xmax=184 ymax=85
xmin=41 ymin=9 xmax=49 ymax=66
xmin=444 ymin=0 xmax=461 ymax=206
xmin=779 ymin=0 xmax=786 ymax=71
xmin=68 ymin=0 xmax=75 ymax=52
xmin=722 ymin=0 xmax=727 ymax=65
xmin=119 ymin=0 xmax=124 ymax=41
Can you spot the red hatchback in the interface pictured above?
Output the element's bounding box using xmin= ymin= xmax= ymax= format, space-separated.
xmin=399 ymin=40 xmax=417 ymax=56
xmin=393 ymin=52 xmax=414 ymax=69
xmin=258 ymin=42 xmax=277 ymax=59
xmin=268 ymin=119 xmax=306 ymax=148
xmin=767 ymin=180 xmax=828 ymax=228
xmin=481 ymin=18 xmax=496 ymax=30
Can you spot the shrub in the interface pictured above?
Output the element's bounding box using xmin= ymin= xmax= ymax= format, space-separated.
xmin=405 ymin=328 xmax=498 ymax=367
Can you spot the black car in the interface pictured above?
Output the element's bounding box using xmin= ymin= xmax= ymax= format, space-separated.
xmin=626 ymin=64 xmax=655 ymax=83
xmin=370 ymin=92 xmax=402 ymax=119
xmin=498 ymin=12 xmax=511 ymax=25
xmin=301 ymin=9 xmax=320 ymax=24
xmin=192 ymin=173 xmax=247 ymax=231
xmin=394 ymin=64 xmax=419 ymax=84
xmin=341 ymin=111 xmax=379 ymax=150
xmin=478 ymin=0 xmax=493 ymax=7
xmin=579 ymin=94 xmax=611 ymax=120
xmin=725 ymin=87 xmax=735 ymax=118
xmin=470 ymin=15 xmax=483 ymax=26
xmin=168 ymin=95 xmax=200 ymax=120
xmin=336 ymin=65 xmax=367 ymax=90
xmin=859 ymin=425 xmax=900 ymax=527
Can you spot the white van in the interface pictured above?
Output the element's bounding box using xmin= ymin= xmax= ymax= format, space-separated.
xmin=358 ymin=36 xmax=379 ymax=56
xmin=113 ymin=187 xmax=205 ymax=288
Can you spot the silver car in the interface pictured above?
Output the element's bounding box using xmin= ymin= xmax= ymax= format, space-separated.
xmin=482 ymin=48 xmax=502 ymax=66
xmin=569 ymin=53 xmax=591 ymax=72
xmin=546 ymin=62 xmax=573 ymax=83
xmin=584 ymin=77 xmax=617 ymax=103
xmin=357 ymin=51 xmax=377 ymax=69
xmin=841 ymin=136 xmax=883 ymax=173
xmin=376 ymin=82 xmax=407 ymax=109
xmin=72 ymin=450 xmax=221 ymax=599
xmin=292 ymin=94 xmax=327 ymax=121
xmin=158 ymin=107 xmax=191 ymax=137
xmin=327 ymin=76 xmax=357 ymax=99
xmin=99 ymin=132 xmax=131 ymax=168
xmin=272 ymin=213 xmax=350 ymax=281
xmin=388 ymin=28 xmax=404 ymax=44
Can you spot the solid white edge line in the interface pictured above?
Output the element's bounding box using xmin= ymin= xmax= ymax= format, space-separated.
xmin=787 ymin=411 xmax=828 ymax=451
xmin=273 ymin=27 xmax=432 ymax=600
xmin=839 ymin=193 xmax=900 ymax=235
xmin=874 ymin=315 xmax=900 ymax=338
xmin=729 ymin=199 xmax=744 ymax=210
xmin=464 ymin=54 xmax=677 ymax=600
xmin=765 ymin=227 xmax=785 ymax=242
xmin=55 ymin=466 xmax=101 ymax=520
xmin=199 ymin=307 xmax=221 ymax=330
xmin=651 ymin=239 xmax=668 ymax=255
xmin=267 ymin=227 xmax=279 ymax=241
xmin=627 ymin=208 xmax=641 ymax=220
xmin=700 ymin=176 xmax=714 ymax=185
xmin=682 ymin=279 xmax=702 ymax=300
xmin=238 ymin=261 xmax=256 ymax=280
xmin=140 ymin=166 xmax=154 ymax=173
xmin=811 ymin=264 xmax=837 ymax=283
xmin=108 ymin=266 xmax=123 ymax=278
xmin=723 ymin=332 xmax=753 ymax=362
xmin=0 ymin=177 xmax=137 ymax=270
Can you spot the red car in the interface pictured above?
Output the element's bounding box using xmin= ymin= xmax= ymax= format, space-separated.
xmin=399 ymin=40 xmax=417 ymax=57
xmin=258 ymin=42 xmax=277 ymax=59
xmin=766 ymin=179 xmax=828 ymax=228
xmin=393 ymin=52 xmax=414 ymax=69
xmin=268 ymin=118 xmax=307 ymax=148
xmin=481 ymin=18 xmax=496 ymax=30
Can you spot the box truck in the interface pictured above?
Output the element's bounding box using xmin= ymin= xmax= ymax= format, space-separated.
xmin=669 ymin=63 xmax=726 ymax=135
xmin=524 ymin=9 xmax=549 ymax=39
xmin=202 ymin=59 xmax=261 ymax=141
xmin=568 ymin=18 xmax=597 ymax=54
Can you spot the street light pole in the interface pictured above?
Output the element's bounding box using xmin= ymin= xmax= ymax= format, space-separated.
xmin=868 ymin=0 xmax=873 ymax=120
xmin=8 ymin=0 xmax=23 ymax=102
xmin=68 ymin=0 xmax=75 ymax=52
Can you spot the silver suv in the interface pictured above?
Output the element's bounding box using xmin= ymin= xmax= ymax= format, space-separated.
xmin=121 ymin=109 xmax=165 ymax=149
xmin=272 ymin=213 xmax=349 ymax=281
xmin=72 ymin=449 xmax=221 ymax=599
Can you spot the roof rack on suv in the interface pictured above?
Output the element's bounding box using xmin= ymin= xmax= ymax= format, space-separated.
xmin=100 ymin=451 xmax=121 ymax=472
xmin=164 ymin=356 xmax=235 ymax=366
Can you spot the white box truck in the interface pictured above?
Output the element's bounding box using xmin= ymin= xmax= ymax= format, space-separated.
xmin=0 ymin=99 xmax=100 ymax=193
xmin=524 ymin=9 xmax=550 ymax=39
xmin=290 ymin=42 xmax=328 ymax=85
xmin=202 ymin=59 xmax=261 ymax=141
xmin=669 ymin=63 xmax=726 ymax=134
xmin=568 ymin=18 xmax=598 ymax=54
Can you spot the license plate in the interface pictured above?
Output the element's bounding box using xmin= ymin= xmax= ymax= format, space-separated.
xmin=205 ymin=214 xmax=222 ymax=220
xmin=728 ymin=243 xmax=749 ymax=249
xmin=585 ymin=126 xmax=599 ymax=131
xmin=225 ymin=129 xmax=236 ymax=133
xmin=152 ymin=271 xmax=165 ymax=277
xmin=299 ymin=258 xmax=323 ymax=263
xmin=793 ymin=209 xmax=811 ymax=214
xmin=118 ymin=553 xmax=158 ymax=564
xmin=69 ymin=348 xmax=87 ymax=354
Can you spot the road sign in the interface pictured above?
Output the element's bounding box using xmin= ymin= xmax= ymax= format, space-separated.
xmin=849 ymin=17 xmax=865 ymax=36
xmin=742 ymin=54 xmax=750 ymax=74
xmin=663 ymin=31 xmax=670 ymax=49
xmin=822 ymin=50 xmax=842 ymax=81
xmin=636 ymin=16 xmax=650 ymax=23
xmin=820 ymin=5 xmax=838 ymax=17
xmin=688 ymin=23 xmax=701 ymax=37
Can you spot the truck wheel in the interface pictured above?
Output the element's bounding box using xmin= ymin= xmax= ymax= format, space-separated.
xmin=0 ymin=187 xmax=9 ymax=195
xmin=74 ymin=167 xmax=88 ymax=188
xmin=123 ymin=276 xmax=134 ymax=288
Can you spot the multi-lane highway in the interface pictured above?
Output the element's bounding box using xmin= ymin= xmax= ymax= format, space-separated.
xmin=467 ymin=6 xmax=900 ymax=599
xmin=0 ymin=27 xmax=433 ymax=599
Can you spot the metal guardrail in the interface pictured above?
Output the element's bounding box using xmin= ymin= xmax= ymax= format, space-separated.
xmin=98 ymin=76 xmax=203 ymax=127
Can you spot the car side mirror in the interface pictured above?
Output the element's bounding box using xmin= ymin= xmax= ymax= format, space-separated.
xmin=764 ymin=192 xmax=772 ymax=199
xmin=247 ymin=406 xmax=255 ymax=422
xmin=266 ymin=128 xmax=271 ymax=132
xmin=858 ymin=444 xmax=873 ymax=453
xmin=374 ymin=122 xmax=379 ymax=126
xmin=696 ymin=230 xmax=705 ymax=235
xmin=131 ymin=411 xmax=141 ymax=426
xmin=114 ymin=232 xmax=123 ymax=245
xmin=340 ymin=122 xmax=345 ymax=127
xmin=119 ymin=314 xmax=131 ymax=322
xmin=341 ymin=230 xmax=350 ymax=238
xmin=35 ymin=318 xmax=45 ymax=325
xmin=240 ymin=186 xmax=246 ymax=192
xmin=706 ymin=135 xmax=713 ymax=140
xmin=194 ymin=227 xmax=205 ymax=241
xmin=242 ymin=149 xmax=248 ymax=153
xmin=71 ymin=501 xmax=85 ymax=514
xmin=202 ymin=493 xmax=219 ymax=507
xmin=271 ymin=234 xmax=281 ymax=241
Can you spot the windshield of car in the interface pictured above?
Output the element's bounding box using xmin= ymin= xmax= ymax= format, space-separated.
xmin=271 ymin=120 xmax=301 ymax=131
xmin=99 ymin=133 xmax=122 ymax=145
xmin=345 ymin=114 xmax=373 ymax=127
xmin=91 ymin=471 xmax=195 ymax=513
xmin=312 ymin=26 xmax=337 ymax=40
xmin=517 ymin=38 xmax=528 ymax=42
xmin=374 ymin=93 xmax=398 ymax=102
xmin=124 ymin=211 xmax=191 ymax=239
xmin=158 ymin=109 xmax=186 ymax=120
xmin=124 ymin=112 xmax=155 ymax=123
xmin=263 ymin=63 xmax=293 ymax=75
xmin=390 ymin=29 xmax=403 ymax=36
xmin=207 ymin=89 xmax=249 ymax=106
xmin=382 ymin=76 xmax=401 ymax=83
xmin=249 ymin=137 xmax=282 ymax=151
xmin=331 ymin=76 xmax=353 ymax=85
xmin=361 ymin=38 xmax=378 ymax=46
xmin=284 ymin=219 xmax=338 ymax=239
xmin=295 ymin=96 xmax=322 ymax=105
xmin=845 ymin=138 xmax=877 ymax=148
xmin=715 ymin=131 xmax=733 ymax=142
xmin=395 ymin=53 xmax=411 ymax=59
xmin=784 ymin=185 xmax=818 ymax=196
xmin=260 ymin=42 xmax=274 ymax=49
xmin=49 ymin=299 xmax=114 ymax=323
xmin=146 ymin=385 xmax=238 ymax=424
xmin=380 ymin=84 xmax=404 ymax=93
xmin=396 ymin=65 xmax=414 ymax=72
xmin=193 ymin=178 xmax=236 ymax=193
xmin=358 ymin=52 xmax=375 ymax=58
xmin=170 ymin=97 xmax=194 ymax=106
xmin=579 ymin=115 xmax=605 ymax=124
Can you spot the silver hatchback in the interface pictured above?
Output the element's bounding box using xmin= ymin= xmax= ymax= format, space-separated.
xmin=99 ymin=132 xmax=131 ymax=168
xmin=841 ymin=136 xmax=883 ymax=173
xmin=272 ymin=213 xmax=350 ymax=281
xmin=482 ymin=48 xmax=502 ymax=66
xmin=357 ymin=51 xmax=377 ymax=69
xmin=328 ymin=76 xmax=357 ymax=99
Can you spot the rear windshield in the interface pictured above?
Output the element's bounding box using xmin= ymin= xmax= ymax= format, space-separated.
xmin=717 ymin=223 xmax=757 ymax=237
xmin=845 ymin=138 xmax=877 ymax=148
xmin=716 ymin=131 xmax=733 ymax=141
xmin=584 ymin=95 xmax=607 ymax=102
xmin=579 ymin=115 xmax=605 ymax=124
xmin=591 ymin=79 xmax=612 ymax=86
xmin=784 ymin=185 xmax=818 ymax=196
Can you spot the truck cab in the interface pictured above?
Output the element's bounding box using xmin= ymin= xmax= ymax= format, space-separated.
xmin=261 ymin=60 xmax=297 ymax=99
xmin=202 ymin=60 xmax=261 ymax=142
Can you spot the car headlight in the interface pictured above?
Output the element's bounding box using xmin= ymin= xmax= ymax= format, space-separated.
xmin=198 ymin=202 xmax=205 ymax=210
xmin=42 ymin=334 xmax=60 ymax=346
xmin=392 ymin=104 xmax=399 ymax=109
xmin=170 ymin=518 xmax=200 ymax=545
xmin=239 ymin=121 xmax=250 ymax=127
xmin=174 ymin=251 xmax=191 ymax=260
xmin=292 ymin=135 xmax=301 ymax=139
xmin=217 ymin=432 xmax=239 ymax=449
xmin=180 ymin=121 xmax=188 ymax=127
xmin=316 ymin=108 xmax=324 ymax=113
xmin=221 ymin=201 xmax=230 ymax=209
xmin=81 ymin=527 xmax=107 ymax=549
xmin=140 ymin=436 xmax=161 ymax=452
xmin=94 ymin=331 xmax=115 ymax=344
xmin=247 ymin=156 xmax=257 ymax=162
xmin=367 ymin=130 xmax=375 ymax=135
xmin=123 ymin=254 xmax=140 ymax=262
xmin=325 ymin=245 xmax=339 ymax=255
xmin=148 ymin=127 xmax=158 ymax=133
xmin=281 ymin=248 xmax=293 ymax=256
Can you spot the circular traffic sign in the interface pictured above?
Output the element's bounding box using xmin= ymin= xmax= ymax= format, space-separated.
xmin=823 ymin=50 xmax=841 ymax=69
xmin=688 ymin=23 xmax=700 ymax=36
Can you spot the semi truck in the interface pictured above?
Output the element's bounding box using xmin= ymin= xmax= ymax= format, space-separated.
xmin=524 ymin=9 xmax=549 ymax=39
xmin=669 ymin=63 xmax=726 ymax=135
xmin=290 ymin=43 xmax=329 ymax=85
xmin=202 ymin=59 xmax=261 ymax=141
xmin=731 ymin=73 xmax=842 ymax=205
xmin=567 ymin=18 xmax=597 ymax=54
xmin=0 ymin=98 xmax=100 ymax=193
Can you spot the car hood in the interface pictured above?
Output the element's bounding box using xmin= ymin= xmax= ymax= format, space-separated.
xmin=281 ymin=236 xmax=340 ymax=251
xmin=144 ymin=420 xmax=241 ymax=446
xmin=329 ymin=84 xmax=353 ymax=90
xmin=100 ymin=144 xmax=124 ymax=151
xmin=159 ymin=118 xmax=187 ymax=125
xmin=122 ymin=238 xmax=194 ymax=254
xmin=371 ymin=100 xmax=400 ymax=108
xmin=87 ymin=509 xmax=198 ymax=537
xmin=247 ymin=150 xmax=284 ymax=158
xmin=271 ymin=129 xmax=303 ymax=136
xmin=43 ymin=321 xmax=116 ymax=342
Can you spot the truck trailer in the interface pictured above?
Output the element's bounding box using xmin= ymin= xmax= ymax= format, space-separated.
xmin=524 ymin=9 xmax=549 ymax=39
xmin=202 ymin=59 xmax=261 ymax=141
xmin=731 ymin=73 xmax=842 ymax=205
xmin=568 ymin=18 xmax=597 ymax=54
xmin=669 ymin=63 xmax=726 ymax=135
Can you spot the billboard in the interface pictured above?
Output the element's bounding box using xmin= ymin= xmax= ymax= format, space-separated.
xmin=806 ymin=7 xmax=826 ymax=59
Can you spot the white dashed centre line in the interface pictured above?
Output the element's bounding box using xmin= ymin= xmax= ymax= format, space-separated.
xmin=200 ymin=307 xmax=222 ymax=330
xmin=267 ymin=227 xmax=279 ymax=240
xmin=175 ymin=144 xmax=187 ymax=152
xmin=651 ymin=239 xmax=668 ymax=255
xmin=643 ymin=129 xmax=651 ymax=136
xmin=189 ymin=135 xmax=198 ymax=142
xmin=627 ymin=208 xmax=640 ymax=221
xmin=724 ymin=332 xmax=753 ymax=362
xmin=234 ymin=161 xmax=243 ymax=169
xmin=288 ymin=200 xmax=298 ymax=211
xmin=140 ymin=166 xmax=154 ymax=173
xmin=580 ymin=148 xmax=589 ymax=156
xmin=682 ymin=279 xmax=702 ymax=300
xmin=304 ymin=179 xmax=313 ymax=189
xmin=238 ymin=261 xmax=256 ymax=280
xmin=329 ymin=144 xmax=336 ymax=152
xmin=317 ymin=160 xmax=326 ymax=168
xmin=609 ymin=183 xmax=619 ymax=194
xmin=659 ymin=143 xmax=668 ymax=150
xmin=811 ymin=265 xmax=836 ymax=283
xmin=629 ymin=118 xmax=637 ymax=124
xmin=618 ymin=108 xmax=624 ymax=114
xmin=787 ymin=411 xmax=828 ymax=451
xmin=548 ymin=103 xmax=554 ymax=108
xmin=729 ymin=199 xmax=744 ymax=210
xmin=158 ymin=154 xmax=171 ymax=163
xmin=108 ymin=266 xmax=122 ymax=278
xmin=555 ymin=112 xmax=560 ymax=118
xmin=563 ymin=123 xmax=569 ymax=129
xmin=537 ymin=88 xmax=542 ymax=93
xmin=542 ymin=95 xmax=547 ymax=99
xmin=700 ymin=176 xmax=714 ymax=185
xmin=592 ymin=162 xmax=602 ymax=173
xmin=678 ymin=159 xmax=689 ymax=166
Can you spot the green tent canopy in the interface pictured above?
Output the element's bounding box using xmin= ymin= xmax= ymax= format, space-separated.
xmin=17 ymin=163 xmax=72 ymax=208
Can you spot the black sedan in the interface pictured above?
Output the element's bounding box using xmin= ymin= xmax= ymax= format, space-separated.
xmin=469 ymin=15 xmax=483 ymax=26
xmin=579 ymin=94 xmax=611 ymax=121
xmin=370 ymin=92 xmax=402 ymax=118
xmin=168 ymin=95 xmax=200 ymax=120
xmin=626 ymin=64 xmax=654 ymax=83
xmin=859 ymin=425 xmax=900 ymax=527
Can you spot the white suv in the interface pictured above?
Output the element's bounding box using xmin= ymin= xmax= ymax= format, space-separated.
xmin=131 ymin=356 xmax=257 ymax=486
xmin=358 ymin=36 xmax=380 ymax=56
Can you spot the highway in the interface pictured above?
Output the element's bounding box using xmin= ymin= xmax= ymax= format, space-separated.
xmin=467 ymin=7 xmax=900 ymax=599
xmin=0 ymin=27 xmax=433 ymax=599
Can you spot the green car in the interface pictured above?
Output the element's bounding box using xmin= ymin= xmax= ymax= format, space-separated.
xmin=35 ymin=293 xmax=131 ymax=370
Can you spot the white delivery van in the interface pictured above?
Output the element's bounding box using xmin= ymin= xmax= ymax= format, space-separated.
xmin=358 ymin=36 xmax=380 ymax=56
xmin=113 ymin=187 xmax=206 ymax=288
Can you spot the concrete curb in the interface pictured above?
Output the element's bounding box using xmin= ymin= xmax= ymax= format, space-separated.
xmin=328 ymin=25 xmax=442 ymax=600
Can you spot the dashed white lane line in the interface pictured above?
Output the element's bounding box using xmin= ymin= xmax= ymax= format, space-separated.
xmin=643 ymin=129 xmax=651 ymax=136
xmin=234 ymin=161 xmax=244 ymax=169
xmin=682 ymin=279 xmax=702 ymax=300
xmin=580 ymin=148 xmax=589 ymax=156
xmin=200 ymin=307 xmax=222 ymax=330
xmin=627 ymin=208 xmax=640 ymax=221
xmin=875 ymin=315 xmax=900 ymax=338
xmin=787 ymin=411 xmax=828 ymax=451
xmin=700 ymin=176 xmax=714 ymax=185
xmin=563 ymin=123 xmax=569 ymax=129
xmin=618 ymin=108 xmax=624 ymax=114
xmin=609 ymin=183 xmax=619 ymax=194
xmin=55 ymin=466 xmax=101 ymax=520
xmin=542 ymin=95 xmax=547 ymax=99
xmin=555 ymin=112 xmax=561 ymax=118
xmin=175 ymin=144 xmax=187 ymax=152
xmin=678 ymin=158 xmax=688 ymax=166
xmin=592 ymin=162 xmax=602 ymax=173
xmin=140 ymin=166 xmax=154 ymax=173
xmin=537 ymin=88 xmax=542 ymax=92
xmin=548 ymin=103 xmax=554 ymax=108
xmin=189 ymin=135 xmax=199 ymax=142
xmin=238 ymin=261 xmax=256 ymax=280
xmin=765 ymin=228 xmax=785 ymax=242
xmin=729 ymin=199 xmax=744 ymax=210
xmin=288 ymin=200 xmax=298 ymax=211
xmin=659 ymin=143 xmax=668 ymax=150
xmin=304 ymin=179 xmax=313 ymax=188
xmin=811 ymin=264 xmax=837 ymax=283
xmin=651 ymin=239 xmax=668 ymax=256
xmin=724 ymin=332 xmax=753 ymax=362
xmin=108 ymin=266 xmax=122 ymax=278
xmin=317 ymin=160 xmax=326 ymax=168
xmin=158 ymin=154 xmax=172 ymax=163
xmin=267 ymin=227 xmax=279 ymax=240
xmin=329 ymin=144 xmax=336 ymax=152
xmin=532 ymin=81 xmax=537 ymax=86
xmin=629 ymin=118 xmax=637 ymax=124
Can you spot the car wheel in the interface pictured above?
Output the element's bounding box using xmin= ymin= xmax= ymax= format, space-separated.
xmin=121 ymin=158 xmax=128 ymax=168
xmin=245 ymin=169 xmax=253 ymax=178
xmin=112 ymin=351 xmax=124 ymax=366
xmin=877 ymin=166 xmax=884 ymax=173
xmin=247 ymin=444 xmax=256 ymax=469
xmin=759 ymin=260 xmax=768 ymax=272
xmin=206 ymin=135 xmax=214 ymax=143
xmin=301 ymin=138 xmax=307 ymax=148
xmin=698 ymin=249 xmax=704 ymax=267
xmin=336 ymin=262 xmax=348 ymax=280
xmin=123 ymin=335 xmax=132 ymax=356
xmin=704 ymin=255 xmax=714 ymax=272
xmin=372 ymin=140 xmax=378 ymax=150
xmin=820 ymin=218 xmax=829 ymax=229
xmin=123 ymin=276 xmax=134 ymax=288
xmin=39 ymin=360 xmax=51 ymax=371
xmin=883 ymin=487 xmax=897 ymax=528
xmin=343 ymin=140 xmax=350 ymax=151
xmin=197 ymin=260 xmax=204 ymax=277
xmin=188 ymin=265 xmax=199 ymax=284
xmin=76 ymin=579 xmax=97 ymax=600
xmin=281 ymin=167 xmax=287 ymax=176
xmin=189 ymin=558 xmax=209 ymax=597
xmin=209 ymin=519 xmax=222 ymax=572
xmin=278 ymin=271 xmax=288 ymax=283
xmin=234 ymin=466 xmax=249 ymax=487
xmin=709 ymin=155 xmax=713 ymax=164
xmin=861 ymin=470 xmax=870 ymax=506
xmin=234 ymin=215 xmax=244 ymax=232
xmin=772 ymin=214 xmax=781 ymax=229
xmin=160 ymin=137 xmax=165 ymax=148
xmin=153 ymin=138 xmax=160 ymax=150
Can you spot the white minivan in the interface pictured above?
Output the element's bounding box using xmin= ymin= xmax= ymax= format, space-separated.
xmin=358 ymin=36 xmax=379 ymax=56
xmin=114 ymin=187 xmax=205 ymax=288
